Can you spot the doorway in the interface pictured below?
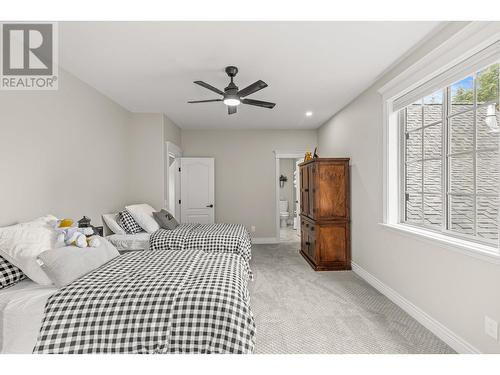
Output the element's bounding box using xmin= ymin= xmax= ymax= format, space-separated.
xmin=165 ymin=141 xmax=182 ymax=220
xmin=275 ymin=151 xmax=305 ymax=243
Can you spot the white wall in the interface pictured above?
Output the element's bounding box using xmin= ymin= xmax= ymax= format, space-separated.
xmin=0 ymin=69 xmax=132 ymax=227
xmin=127 ymin=113 xmax=165 ymax=210
xmin=181 ymin=129 xmax=317 ymax=238
xmin=317 ymin=22 xmax=500 ymax=353
xmin=0 ymin=70 xmax=182 ymax=226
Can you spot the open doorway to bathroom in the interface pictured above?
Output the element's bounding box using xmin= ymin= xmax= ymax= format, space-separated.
xmin=277 ymin=156 xmax=303 ymax=242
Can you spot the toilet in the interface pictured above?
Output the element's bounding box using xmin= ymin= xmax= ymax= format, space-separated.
xmin=279 ymin=200 xmax=289 ymax=228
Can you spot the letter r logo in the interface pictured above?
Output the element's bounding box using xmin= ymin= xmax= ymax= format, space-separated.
xmin=2 ymin=23 xmax=53 ymax=76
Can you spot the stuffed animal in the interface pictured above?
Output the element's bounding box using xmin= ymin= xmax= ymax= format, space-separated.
xmin=55 ymin=219 xmax=100 ymax=248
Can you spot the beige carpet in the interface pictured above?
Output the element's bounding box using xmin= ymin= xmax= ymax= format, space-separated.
xmin=248 ymin=241 xmax=455 ymax=354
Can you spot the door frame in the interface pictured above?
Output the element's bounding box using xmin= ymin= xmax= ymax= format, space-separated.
xmin=164 ymin=141 xmax=182 ymax=219
xmin=274 ymin=150 xmax=308 ymax=243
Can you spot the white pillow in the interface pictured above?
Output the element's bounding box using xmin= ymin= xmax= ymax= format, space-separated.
xmin=125 ymin=204 xmax=159 ymax=233
xmin=37 ymin=237 xmax=119 ymax=287
xmin=102 ymin=213 xmax=125 ymax=235
xmin=0 ymin=218 xmax=58 ymax=285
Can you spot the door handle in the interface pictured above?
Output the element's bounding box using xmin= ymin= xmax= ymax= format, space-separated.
xmin=206 ymin=204 xmax=214 ymax=208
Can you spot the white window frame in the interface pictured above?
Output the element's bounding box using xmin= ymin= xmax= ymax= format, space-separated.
xmin=379 ymin=22 xmax=500 ymax=265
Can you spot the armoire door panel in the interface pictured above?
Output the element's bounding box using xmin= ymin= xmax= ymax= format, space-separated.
xmin=317 ymin=163 xmax=347 ymax=220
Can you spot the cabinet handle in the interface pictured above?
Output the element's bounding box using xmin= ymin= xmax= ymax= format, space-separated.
xmin=310 ymin=226 xmax=314 ymax=231
xmin=304 ymin=188 xmax=309 ymax=192
xmin=305 ymin=241 xmax=310 ymax=245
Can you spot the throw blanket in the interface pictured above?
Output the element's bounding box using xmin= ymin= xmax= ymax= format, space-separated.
xmin=149 ymin=223 xmax=252 ymax=266
xmin=33 ymin=250 xmax=255 ymax=354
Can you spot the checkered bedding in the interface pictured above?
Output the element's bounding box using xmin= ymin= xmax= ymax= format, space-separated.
xmin=149 ymin=223 xmax=252 ymax=265
xmin=0 ymin=255 xmax=26 ymax=289
xmin=33 ymin=249 xmax=255 ymax=354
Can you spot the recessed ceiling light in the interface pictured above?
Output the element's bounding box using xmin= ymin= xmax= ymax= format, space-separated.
xmin=305 ymin=111 xmax=313 ymax=117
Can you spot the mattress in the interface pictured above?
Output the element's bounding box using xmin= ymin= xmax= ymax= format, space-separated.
xmin=0 ymin=280 xmax=56 ymax=353
xmin=106 ymin=232 xmax=150 ymax=251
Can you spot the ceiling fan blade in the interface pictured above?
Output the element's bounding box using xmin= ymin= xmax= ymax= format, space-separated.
xmin=228 ymin=106 xmax=237 ymax=115
xmin=241 ymin=98 xmax=276 ymax=109
xmin=238 ymin=80 xmax=268 ymax=97
xmin=194 ymin=81 xmax=224 ymax=95
xmin=188 ymin=99 xmax=223 ymax=103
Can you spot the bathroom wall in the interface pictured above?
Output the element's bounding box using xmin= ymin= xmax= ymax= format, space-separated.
xmin=279 ymin=159 xmax=296 ymax=219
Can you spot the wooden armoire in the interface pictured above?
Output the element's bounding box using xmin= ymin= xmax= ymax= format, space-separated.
xmin=299 ymin=158 xmax=351 ymax=271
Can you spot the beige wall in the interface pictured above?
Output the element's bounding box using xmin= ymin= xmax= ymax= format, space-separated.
xmin=127 ymin=113 xmax=165 ymax=211
xmin=163 ymin=114 xmax=182 ymax=146
xmin=318 ymin=22 xmax=500 ymax=353
xmin=181 ymin=129 xmax=317 ymax=238
xmin=0 ymin=69 xmax=132 ymax=227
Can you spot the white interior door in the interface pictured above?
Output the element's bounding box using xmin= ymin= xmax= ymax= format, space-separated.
xmin=180 ymin=158 xmax=215 ymax=224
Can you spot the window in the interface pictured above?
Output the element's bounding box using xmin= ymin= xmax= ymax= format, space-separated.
xmin=400 ymin=63 xmax=499 ymax=245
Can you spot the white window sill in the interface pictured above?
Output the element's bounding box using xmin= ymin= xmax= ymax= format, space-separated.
xmin=379 ymin=223 xmax=500 ymax=265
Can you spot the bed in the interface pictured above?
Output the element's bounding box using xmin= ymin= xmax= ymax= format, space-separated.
xmin=1 ymin=249 xmax=255 ymax=354
xmin=149 ymin=223 xmax=252 ymax=264
xmin=105 ymin=222 xmax=252 ymax=267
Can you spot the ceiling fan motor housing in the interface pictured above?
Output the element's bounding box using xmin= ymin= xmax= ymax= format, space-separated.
xmin=225 ymin=66 xmax=238 ymax=78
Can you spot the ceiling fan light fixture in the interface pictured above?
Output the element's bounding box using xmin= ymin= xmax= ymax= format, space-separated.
xmin=223 ymin=97 xmax=241 ymax=106
xmin=189 ymin=66 xmax=275 ymax=114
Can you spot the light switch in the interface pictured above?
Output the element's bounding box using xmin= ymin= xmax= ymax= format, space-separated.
xmin=485 ymin=316 xmax=498 ymax=340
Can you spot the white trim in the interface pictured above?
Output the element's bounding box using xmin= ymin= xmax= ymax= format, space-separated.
xmin=274 ymin=150 xmax=308 ymax=159
xmin=351 ymin=261 xmax=481 ymax=354
xmin=380 ymin=223 xmax=500 ymax=266
xmin=252 ymin=237 xmax=279 ymax=245
xmin=164 ymin=141 xmax=182 ymax=216
xmin=274 ymin=150 xmax=308 ymax=242
xmin=379 ymin=22 xmax=500 ymax=100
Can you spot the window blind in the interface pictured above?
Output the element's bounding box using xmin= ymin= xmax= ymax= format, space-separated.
xmin=393 ymin=40 xmax=500 ymax=112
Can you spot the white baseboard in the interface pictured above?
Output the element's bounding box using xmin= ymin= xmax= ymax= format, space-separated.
xmin=351 ymin=262 xmax=480 ymax=354
xmin=252 ymin=237 xmax=279 ymax=244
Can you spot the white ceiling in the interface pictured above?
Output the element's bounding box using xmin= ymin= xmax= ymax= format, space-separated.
xmin=59 ymin=22 xmax=442 ymax=129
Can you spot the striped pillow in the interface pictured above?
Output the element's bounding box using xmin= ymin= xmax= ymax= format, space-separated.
xmin=117 ymin=210 xmax=144 ymax=234
xmin=0 ymin=255 xmax=26 ymax=289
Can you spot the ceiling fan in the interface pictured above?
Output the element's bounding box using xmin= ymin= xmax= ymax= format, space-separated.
xmin=188 ymin=66 xmax=276 ymax=115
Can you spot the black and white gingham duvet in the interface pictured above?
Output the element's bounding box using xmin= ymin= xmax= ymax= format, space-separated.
xmin=33 ymin=250 xmax=255 ymax=354
xmin=149 ymin=223 xmax=252 ymax=265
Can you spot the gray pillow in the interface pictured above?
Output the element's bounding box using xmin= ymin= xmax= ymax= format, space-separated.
xmin=153 ymin=209 xmax=179 ymax=230
xmin=37 ymin=237 xmax=119 ymax=288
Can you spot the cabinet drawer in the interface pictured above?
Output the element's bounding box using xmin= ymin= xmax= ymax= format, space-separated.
xmin=318 ymin=222 xmax=349 ymax=264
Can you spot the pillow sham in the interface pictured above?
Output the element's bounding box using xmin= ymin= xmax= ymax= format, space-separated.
xmin=37 ymin=237 xmax=119 ymax=288
xmin=153 ymin=209 xmax=179 ymax=230
xmin=125 ymin=204 xmax=160 ymax=233
xmin=0 ymin=218 xmax=58 ymax=285
xmin=117 ymin=210 xmax=143 ymax=234
xmin=0 ymin=255 xmax=26 ymax=289
xmin=102 ymin=213 xmax=126 ymax=235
